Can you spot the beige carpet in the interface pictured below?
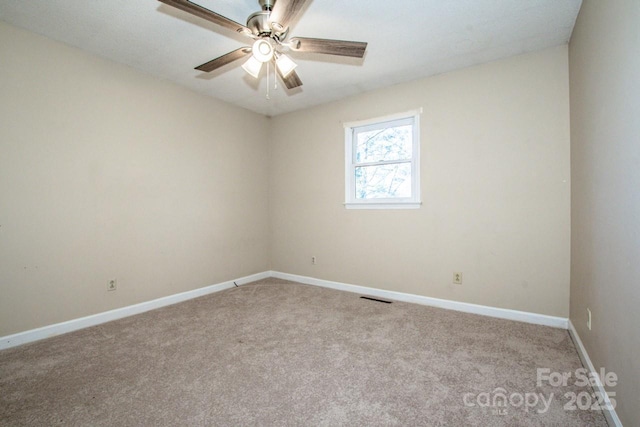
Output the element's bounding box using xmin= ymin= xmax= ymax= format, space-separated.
xmin=0 ymin=278 xmax=607 ymax=426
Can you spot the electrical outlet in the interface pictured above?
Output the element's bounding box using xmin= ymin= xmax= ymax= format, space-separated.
xmin=311 ymin=256 xmax=317 ymax=265
xmin=453 ymin=272 xmax=462 ymax=284
xmin=107 ymin=279 xmax=117 ymax=292
xmin=587 ymin=308 xmax=592 ymax=330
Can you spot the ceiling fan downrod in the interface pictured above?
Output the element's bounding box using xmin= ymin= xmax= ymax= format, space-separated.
xmin=259 ymin=0 xmax=276 ymax=12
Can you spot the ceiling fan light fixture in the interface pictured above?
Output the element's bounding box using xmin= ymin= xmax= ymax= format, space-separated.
xmin=242 ymin=55 xmax=263 ymax=78
xmin=158 ymin=0 xmax=368 ymax=92
xmin=275 ymin=53 xmax=297 ymax=78
xmin=252 ymin=39 xmax=274 ymax=63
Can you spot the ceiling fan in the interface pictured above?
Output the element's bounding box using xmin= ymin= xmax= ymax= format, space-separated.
xmin=158 ymin=0 xmax=368 ymax=90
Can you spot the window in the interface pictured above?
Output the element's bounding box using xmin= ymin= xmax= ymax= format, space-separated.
xmin=344 ymin=110 xmax=421 ymax=209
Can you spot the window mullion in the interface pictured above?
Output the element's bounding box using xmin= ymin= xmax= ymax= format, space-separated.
xmin=354 ymin=159 xmax=412 ymax=168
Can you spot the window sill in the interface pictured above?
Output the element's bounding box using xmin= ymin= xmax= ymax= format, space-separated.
xmin=344 ymin=202 xmax=422 ymax=210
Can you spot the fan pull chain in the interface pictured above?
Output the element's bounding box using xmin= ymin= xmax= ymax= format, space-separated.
xmin=266 ymin=61 xmax=270 ymax=100
xmin=274 ymin=59 xmax=278 ymax=91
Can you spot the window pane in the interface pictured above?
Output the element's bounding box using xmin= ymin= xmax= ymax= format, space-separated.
xmin=355 ymin=124 xmax=412 ymax=163
xmin=355 ymin=163 xmax=412 ymax=199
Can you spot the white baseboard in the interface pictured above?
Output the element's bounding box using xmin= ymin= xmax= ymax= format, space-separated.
xmin=271 ymin=271 xmax=569 ymax=329
xmin=0 ymin=270 xmax=569 ymax=351
xmin=568 ymin=320 xmax=622 ymax=427
xmin=0 ymin=271 xmax=270 ymax=350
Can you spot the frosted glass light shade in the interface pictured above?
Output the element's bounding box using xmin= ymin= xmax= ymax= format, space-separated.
xmin=242 ymin=56 xmax=263 ymax=78
xmin=276 ymin=53 xmax=297 ymax=78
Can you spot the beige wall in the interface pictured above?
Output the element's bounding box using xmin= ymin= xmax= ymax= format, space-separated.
xmin=0 ymin=22 xmax=270 ymax=336
xmin=270 ymin=46 xmax=571 ymax=317
xmin=569 ymin=1 xmax=640 ymax=425
xmin=0 ymin=22 xmax=573 ymax=335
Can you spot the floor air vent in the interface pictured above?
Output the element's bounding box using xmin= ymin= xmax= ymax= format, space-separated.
xmin=360 ymin=296 xmax=392 ymax=304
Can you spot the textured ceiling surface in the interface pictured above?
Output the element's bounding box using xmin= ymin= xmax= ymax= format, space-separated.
xmin=0 ymin=0 xmax=582 ymax=116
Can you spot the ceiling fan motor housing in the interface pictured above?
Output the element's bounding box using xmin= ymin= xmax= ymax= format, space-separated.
xmin=247 ymin=11 xmax=271 ymax=36
xmin=247 ymin=10 xmax=288 ymax=41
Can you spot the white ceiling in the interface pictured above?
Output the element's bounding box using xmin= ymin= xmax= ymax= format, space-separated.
xmin=0 ymin=0 xmax=582 ymax=117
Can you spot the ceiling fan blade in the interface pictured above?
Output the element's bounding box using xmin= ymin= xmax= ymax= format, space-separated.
xmin=289 ymin=37 xmax=367 ymax=58
xmin=158 ymin=0 xmax=252 ymax=36
xmin=268 ymin=0 xmax=310 ymax=30
xmin=277 ymin=68 xmax=303 ymax=89
xmin=195 ymin=48 xmax=251 ymax=72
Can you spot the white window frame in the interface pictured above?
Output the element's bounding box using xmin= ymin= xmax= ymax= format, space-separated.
xmin=344 ymin=109 xmax=422 ymax=209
